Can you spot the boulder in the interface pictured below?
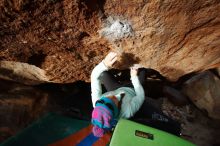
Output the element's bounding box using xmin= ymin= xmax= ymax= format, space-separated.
xmin=0 ymin=61 xmax=50 ymax=85
xmin=0 ymin=0 xmax=219 ymax=83
xmin=182 ymin=71 xmax=220 ymax=119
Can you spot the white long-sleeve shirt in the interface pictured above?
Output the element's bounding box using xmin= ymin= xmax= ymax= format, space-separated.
xmin=91 ymin=61 xmax=145 ymax=119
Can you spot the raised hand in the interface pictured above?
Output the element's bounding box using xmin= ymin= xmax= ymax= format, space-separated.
xmin=130 ymin=64 xmax=142 ymax=77
xmin=103 ymin=52 xmax=118 ymax=68
xmin=130 ymin=66 xmax=139 ymax=77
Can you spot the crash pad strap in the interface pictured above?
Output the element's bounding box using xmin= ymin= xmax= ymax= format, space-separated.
xmin=76 ymin=133 xmax=99 ymax=146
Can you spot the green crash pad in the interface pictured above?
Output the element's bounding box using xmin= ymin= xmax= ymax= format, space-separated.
xmin=1 ymin=113 xmax=111 ymax=146
xmin=110 ymin=119 xmax=195 ymax=146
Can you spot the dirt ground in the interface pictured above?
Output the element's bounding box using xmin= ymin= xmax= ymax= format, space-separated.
xmin=162 ymin=98 xmax=220 ymax=146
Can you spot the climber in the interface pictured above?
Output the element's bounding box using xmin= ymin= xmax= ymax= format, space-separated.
xmin=90 ymin=52 xmax=181 ymax=137
xmin=90 ymin=52 xmax=145 ymax=137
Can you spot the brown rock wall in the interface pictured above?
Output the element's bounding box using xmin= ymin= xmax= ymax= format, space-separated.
xmin=0 ymin=0 xmax=219 ymax=83
xmin=103 ymin=0 xmax=220 ymax=80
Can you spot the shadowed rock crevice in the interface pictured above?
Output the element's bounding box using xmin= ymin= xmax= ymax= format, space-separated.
xmin=27 ymin=53 xmax=46 ymax=67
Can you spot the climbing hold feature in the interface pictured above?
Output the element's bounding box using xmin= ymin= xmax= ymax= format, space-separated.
xmin=99 ymin=17 xmax=133 ymax=42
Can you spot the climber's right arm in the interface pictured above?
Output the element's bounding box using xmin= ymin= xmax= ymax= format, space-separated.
xmin=91 ymin=52 xmax=118 ymax=107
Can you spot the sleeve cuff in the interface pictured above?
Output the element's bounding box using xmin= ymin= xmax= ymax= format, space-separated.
xmin=100 ymin=61 xmax=109 ymax=70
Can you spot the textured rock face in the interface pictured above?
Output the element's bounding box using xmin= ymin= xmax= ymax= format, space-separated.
xmin=0 ymin=0 xmax=220 ymax=83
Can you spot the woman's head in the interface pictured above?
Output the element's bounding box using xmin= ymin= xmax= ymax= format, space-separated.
xmin=91 ymin=103 xmax=113 ymax=137
xmin=91 ymin=96 xmax=119 ymax=137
